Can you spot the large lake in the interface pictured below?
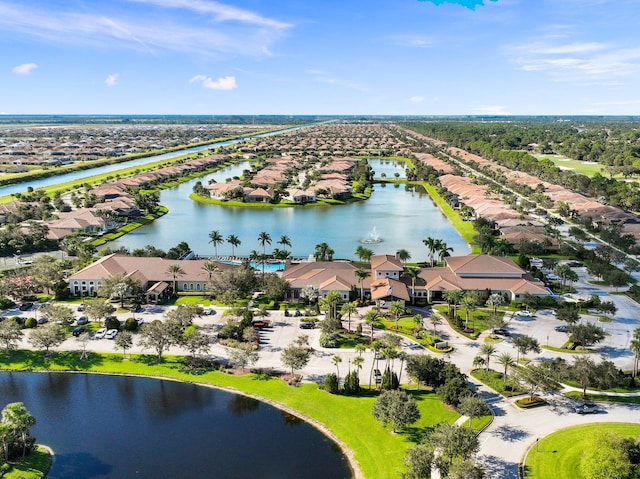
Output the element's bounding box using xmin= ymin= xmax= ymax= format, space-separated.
xmin=108 ymin=159 xmax=469 ymax=260
xmin=0 ymin=372 xmax=352 ymax=479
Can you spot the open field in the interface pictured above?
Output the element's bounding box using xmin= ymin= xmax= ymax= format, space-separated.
xmin=531 ymin=153 xmax=605 ymax=177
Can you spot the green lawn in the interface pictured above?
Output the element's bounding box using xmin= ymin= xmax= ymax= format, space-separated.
xmin=470 ymin=368 xmax=524 ymax=397
xmin=531 ymin=153 xmax=605 ymax=178
xmin=524 ymin=423 xmax=640 ymax=479
xmin=3 ymin=445 xmax=52 ymax=479
xmin=0 ymin=350 xmax=460 ymax=479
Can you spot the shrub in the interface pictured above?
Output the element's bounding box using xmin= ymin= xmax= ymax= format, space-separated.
xmin=0 ymin=297 xmax=15 ymax=309
xmin=324 ymin=373 xmax=339 ymax=394
xmin=381 ymin=368 xmax=399 ymax=390
xmin=24 ymin=317 xmax=37 ymax=329
xmin=319 ymin=332 xmax=338 ymax=348
xmin=105 ymin=316 xmax=120 ymax=331
xmin=124 ymin=317 xmax=138 ymax=331
xmin=343 ymin=370 xmax=360 ymax=395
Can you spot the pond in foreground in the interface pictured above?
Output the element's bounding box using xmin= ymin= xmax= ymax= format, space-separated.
xmin=0 ymin=372 xmax=351 ymax=479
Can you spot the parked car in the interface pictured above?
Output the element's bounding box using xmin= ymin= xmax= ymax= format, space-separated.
xmin=36 ymin=317 xmax=48 ymax=324
xmin=18 ymin=302 xmax=33 ymax=311
xmin=299 ymin=321 xmax=315 ymax=329
xmin=207 ymin=308 xmax=216 ymax=315
xmin=76 ymin=316 xmax=88 ymax=325
xmin=130 ymin=304 xmax=142 ymax=313
xmin=72 ymin=327 xmax=87 ymax=337
xmin=77 ymin=304 xmax=84 ymax=312
xmin=95 ymin=328 xmax=107 ymax=339
xmin=136 ymin=318 xmax=145 ymax=327
xmin=574 ymin=403 xmax=600 ymax=414
xmin=492 ymin=328 xmax=510 ymax=336
xmin=105 ymin=329 xmax=118 ymax=340
xmin=516 ymin=310 xmax=534 ymax=317
xmin=555 ymin=325 xmax=568 ymax=332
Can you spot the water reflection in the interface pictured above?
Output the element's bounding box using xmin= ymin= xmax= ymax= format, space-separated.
xmin=227 ymin=394 xmax=260 ymax=417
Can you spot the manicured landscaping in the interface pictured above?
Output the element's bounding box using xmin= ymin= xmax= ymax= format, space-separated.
xmin=564 ymin=391 xmax=640 ymax=405
xmin=2 ymin=445 xmax=52 ymax=479
xmin=470 ymin=368 xmax=524 ymax=397
xmin=524 ymin=423 xmax=640 ymax=479
xmin=0 ymin=350 xmax=461 ymax=479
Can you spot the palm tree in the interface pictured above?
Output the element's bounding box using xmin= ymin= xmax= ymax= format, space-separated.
xmin=397 ymin=350 xmax=408 ymax=384
xmin=402 ymin=266 xmax=421 ymax=305
xmin=352 ymin=355 xmax=365 ymax=381
xmin=479 ymin=343 xmax=497 ymax=372
xmin=355 ymin=245 xmax=374 ymax=263
xmin=332 ymin=355 xmax=342 ymax=384
xmin=201 ymin=260 xmax=219 ymax=280
xmin=364 ymin=309 xmax=380 ymax=343
xmin=437 ymin=241 xmax=453 ymax=264
xmin=423 ymin=236 xmax=440 ymax=267
xmin=369 ymin=340 xmax=382 ymax=389
xmin=314 ymin=242 xmax=334 ymax=262
xmin=461 ymin=295 xmax=477 ymax=330
xmin=397 ymin=249 xmax=411 ymax=263
xmin=486 ymin=293 xmax=504 ymax=316
xmin=340 ymin=301 xmax=358 ymax=333
xmin=321 ymin=290 xmax=342 ymax=322
xmin=167 ymin=264 xmax=185 ymax=295
xmin=443 ymin=289 xmax=464 ymax=318
xmin=208 ymin=230 xmax=224 ymax=259
xmin=355 ymin=343 xmax=367 ymax=357
xmin=226 ymin=234 xmax=241 ymax=258
xmin=388 ymin=300 xmax=405 ymax=331
xmin=631 ymin=328 xmax=640 ymax=377
xmin=354 ymin=268 xmax=370 ymax=303
xmin=429 ymin=313 xmax=442 ymax=335
xmin=413 ymin=314 xmax=423 ymax=331
xmin=257 ymin=232 xmax=272 ymax=276
xmin=278 ymin=235 xmax=292 ymax=250
xmin=496 ymin=352 xmax=516 ymax=386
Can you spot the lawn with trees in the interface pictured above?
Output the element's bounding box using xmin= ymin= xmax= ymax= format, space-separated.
xmin=525 ymin=423 xmax=640 ymax=479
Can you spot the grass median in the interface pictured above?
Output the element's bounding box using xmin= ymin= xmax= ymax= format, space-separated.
xmin=0 ymin=350 xmax=460 ymax=479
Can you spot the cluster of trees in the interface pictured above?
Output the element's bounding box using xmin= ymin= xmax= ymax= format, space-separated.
xmin=0 ymin=402 xmax=37 ymax=465
xmin=580 ymin=430 xmax=640 ymax=479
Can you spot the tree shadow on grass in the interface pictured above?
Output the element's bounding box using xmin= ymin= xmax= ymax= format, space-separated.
xmin=47 ymin=350 xmax=106 ymax=370
xmin=131 ymin=354 xmax=164 ymax=365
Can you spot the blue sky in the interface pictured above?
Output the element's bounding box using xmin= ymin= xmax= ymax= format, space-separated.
xmin=2 ymin=0 xmax=639 ymax=115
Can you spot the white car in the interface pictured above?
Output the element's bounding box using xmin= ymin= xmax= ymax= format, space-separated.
xmin=95 ymin=328 xmax=107 ymax=339
xmin=517 ymin=310 xmax=534 ymax=317
xmin=105 ymin=329 xmax=118 ymax=340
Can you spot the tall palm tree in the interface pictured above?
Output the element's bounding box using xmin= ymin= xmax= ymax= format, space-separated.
xmin=257 ymin=232 xmax=272 ymax=276
xmin=397 ymin=350 xmax=408 ymax=385
xmin=496 ymin=352 xmax=516 ymax=386
xmin=208 ymin=230 xmax=224 ymax=259
xmin=166 ymin=264 xmax=185 ymax=295
xmin=429 ymin=313 xmax=442 ymax=335
xmin=332 ymin=355 xmax=342 ymax=384
xmin=201 ymin=260 xmax=219 ymax=280
xmin=397 ymin=249 xmax=411 ymax=263
xmin=278 ymin=235 xmax=292 ymax=250
xmin=354 ymin=268 xmax=370 ymax=303
xmin=351 ymin=355 xmax=365 ymax=381
xmin=354 ymin=245 xmax=374 ymax=263
xmin=340 ymin=301 xmax=358 ymax=333
xmin=364 ymin=309 xmax=380 ymax=343
xmin=369 ymin=340 xmax=382 ymax=390
xmin=486 ymin=293 xmax=504 ymax=316
xmin=388 ymin=300 xmax=405 ymax=331
xmin=226 ymin=234 xmax=241 ymax=258
xmin=355 ymin=343 xmax=367 ymax=357
xmin=423 ymin=236 xmax=439 ymax=267
xmin=479 ymin=343 xmax=497 ymax=372
xmin=314 ymin=242 xmax=334 ymax=262
xmin=461 ymin=294 xmax=477 ymax=330
xmin=437 ymin=241 xmax=453 ymax=264
xmin=402 ymin=266 xmax=421 ymax=305
xmin=443 ymin=289 xmax=464 ymax=317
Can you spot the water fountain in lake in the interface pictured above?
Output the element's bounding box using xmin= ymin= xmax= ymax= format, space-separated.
xmin=360 ymin=226 xmax=383 ymax=244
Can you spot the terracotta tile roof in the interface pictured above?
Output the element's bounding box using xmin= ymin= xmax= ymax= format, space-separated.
xmin=370 ymin=254 xmax=403 ymax=271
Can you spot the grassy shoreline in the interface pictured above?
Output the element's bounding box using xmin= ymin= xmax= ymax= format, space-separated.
xmin=0 ymin=350 xmax=461 ymax=479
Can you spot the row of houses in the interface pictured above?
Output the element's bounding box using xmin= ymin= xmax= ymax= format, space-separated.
xmin=68 ymin=253 xmax=551 ymax=305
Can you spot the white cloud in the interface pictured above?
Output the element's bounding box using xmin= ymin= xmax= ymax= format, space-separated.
xmin=105 ymin=73 xmax=119 ymax=86
xmin=508 ymin=36 xmax=640 ymax=82
xmin=473 ymin=105 xmax=509 ymax=115
xmin=388 ymin=34 xmax=433 ymax=49
xmin=409 ymin=96 xmax=425 ymax=103
xmin=189 ymin=75 xmax=237 ymax=90
xmin=0 ymin=1 xmax=290 ymax=58
xmin=12 ymin=63 xmax=37 ymax=75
